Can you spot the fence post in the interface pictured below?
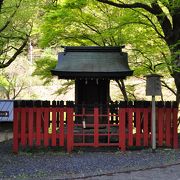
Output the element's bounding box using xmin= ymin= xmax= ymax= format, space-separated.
xmin=173 ymin=106 xmax=178 ymax=149
xmin=28 ymin=108 xmax=33 ymax=147
xmin=165 ymin=106 xmax=171 ymax=147
xmin=67 ymin=108 xmax=74 ymax=153
xmin=21 ymin=109 xmax=26 ymax=148
xmin=13 ymin=108 xmax=19 ymax=154
xmin=59 ymin=108 xmax=64 ymax=147
xmin=143 ymin=108 xmax=149 ymax=147
xmin=135 ymin=108 xmax=141 ymax=146
xmin=157 ymin=102 xmax=164 ymax=147
xmin=128 ymin=108 xmax=133 ymax=147
xmin=44 ymin=108 xmax=49 ymax=147
xmin=94 ymin=107 xmax=99 ymax=147
xmin=35 ymin=108 xmax=42 ymax=147
xmin=52 ymin=108 xmax=57 ymax=147
xmin=119 ymin=108 xmax=126 ymax=151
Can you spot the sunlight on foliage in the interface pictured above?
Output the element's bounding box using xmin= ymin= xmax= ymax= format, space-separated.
xmin=33 ymin=56 xmax=57 ymax=85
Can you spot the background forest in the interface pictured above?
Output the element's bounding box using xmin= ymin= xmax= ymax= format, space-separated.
xmin=0 ymin=0 xmax=179 ymax=104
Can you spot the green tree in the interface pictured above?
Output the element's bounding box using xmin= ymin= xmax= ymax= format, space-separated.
xmin=96 ymin=0 xmax=180 ymax=103
xmin=39 ymin=0 xmax=125 ymax=47
xmin=0 ymin=54 xmax=40 ymax=99
xmin=32 ymin=47 xmax=75 ymax=96
xmin=0 ymin=60 xmax=28 ymax=99
xmin=37 ymin=0 xmax=139 ymax=100
xmin=0 ymin=72 xmax=27 ymax=99
xmin=0 ymin=0 xmax=39 ymax=68
xmin=33 ymin=55 xmax=57 ymax=85
xmin=36 ymin=0 xmax=179 ymax=102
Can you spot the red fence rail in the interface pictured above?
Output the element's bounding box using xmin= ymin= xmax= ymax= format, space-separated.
xmin=13 ymin=107 xmax=66 ymax=153
xmin=13 ymin=102 xmax=179 ymax=153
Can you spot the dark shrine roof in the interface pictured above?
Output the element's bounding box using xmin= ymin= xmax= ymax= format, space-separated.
xmin=51 ymin=46 xmax=133 ymax=79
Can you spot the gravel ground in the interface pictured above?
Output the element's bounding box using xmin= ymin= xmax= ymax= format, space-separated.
xmin=0 ymin=140 xmax=180 ymax=180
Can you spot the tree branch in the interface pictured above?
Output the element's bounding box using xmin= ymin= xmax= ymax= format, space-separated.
xmin=0 ymin=0 xmax=22 ymax=32
xmin=115 ymin=79 xmax=128 ymax=101
xmin=161 ymin=80 xmax=176 ymax=96
xmin=150 ymin=2 xmax=172 ymax=38
xmin=81 ymin=34 xmax=102 ymax=46
xmin=0 ymin=34 xmax=26 ymax=40
xmin=0 ymin=0 xmax=4 ymax=12
xmin=97 ymin=0 xmax=173 ymax=40
xmin=0 ymin=35 xmax=29 ymax=68
xmin=13 ymin=84 xmax=27 ymax=99
xmin=130 ymin=8 xmax=165 ymax=39
xmin=97 ymin=0 xmax=157 ymax=15
xmin=160 ymin=51 xmax=172 ymax=74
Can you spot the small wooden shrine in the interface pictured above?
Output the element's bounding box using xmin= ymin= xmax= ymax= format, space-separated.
xmin=51 ymin=46 xmax=133 ymax=105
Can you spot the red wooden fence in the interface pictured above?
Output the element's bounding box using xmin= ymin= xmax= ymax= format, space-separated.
xmin=13 ymin=107 xmax=66 ymax=153
xmin=13 ymin=105 xmax=179 ymax=153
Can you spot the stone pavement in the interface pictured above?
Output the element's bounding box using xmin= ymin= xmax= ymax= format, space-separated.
xmin=82 ymin=164 xmax=180 ymax=180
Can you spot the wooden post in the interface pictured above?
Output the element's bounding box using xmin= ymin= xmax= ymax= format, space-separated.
xmin=52 ymin=108 xmax=57 ymax=146
xmin=165 ymin=107 xmax=171 ymax=147
xmin=67 ymin=108 xmax=74 ymax=153
xmin=13 ymin=109 xmax=19 ymax=154
xmin=59 ymin=108 xmax=64 ymax=147
xmin=173 ymin=107 xmax=178 ymax=149
xmin=135 ymin=108 xmax=141 ymax=146
xmin=21 ymin=109 xmax=26 ymax=148
xmin=152 ymin=95 xmax=156 ymax=152
xmin=157 ymin=108 xmax=164 ymax=147
xmin=119 ymin=108 xmax=126 ymax=151
xmin=44 ymin=108 xmax=49 ymax=147
xmin=143 ymin=108 xmax=149 ymax=147
xmin=128 ymin=108 xmax=133 ymax=147
xmin=28 ymin=108 xmax=33 ymax=147
xmin=94 ymin=108 xmax=99 ymax=147
xmin=36 ymin=108 xmax=41 ymax=147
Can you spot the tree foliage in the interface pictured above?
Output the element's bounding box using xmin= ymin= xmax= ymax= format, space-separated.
xmin=0 ymin=72 xmax=27 ymax=99
xmin=33 ymin=55 xmax=57 ymax=85
xmin=36 ymin=0 xmax=129 ymax=98
xmin=40 ymin=0 xmax=127 ymax=47
xmin=0 ymin=0 xmax=39 ymax=68
xmin=37 ymin=0 xmax=179 ymax=101
xmin=0 ymin=58 xmax=30 ymax=99
xmin=41 ymin=0 xmax=179 ymax=102
xmin=96 ymin=0 xmax=180 ymax=103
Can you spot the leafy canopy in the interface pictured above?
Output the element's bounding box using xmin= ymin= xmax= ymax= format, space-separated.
xmin=39 ymin=0 xmax=171 ymax=77
xmin=0 ymin=0 xmax=39 ymax=68
xmin=34 ymin=0 xmax=179 ymax=100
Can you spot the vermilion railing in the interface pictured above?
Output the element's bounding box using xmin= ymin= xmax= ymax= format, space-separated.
xmin=13 ymin=101 xmax=179 ymax=153
xmin=13 ymin=107 xmax=66 ymax=153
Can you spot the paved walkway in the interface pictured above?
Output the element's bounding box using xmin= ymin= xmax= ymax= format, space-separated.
xmin=80 ymin=164 xmax=180 ymax=180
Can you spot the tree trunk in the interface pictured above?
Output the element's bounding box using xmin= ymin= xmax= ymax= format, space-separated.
xmin=0 ymin=0 xmax=4 ymax=11
xmin=115 ymin=79 xmax=128 ymax=101
xmin=174 ymin=72 xmax=180 ymax=104
xmin=170 ymin=45 xmax=180 ymax=104
xmin=166 ymin=6 xmax=180 ymax=104
xmin=166 ymin=26 xmax=180 ymax=104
